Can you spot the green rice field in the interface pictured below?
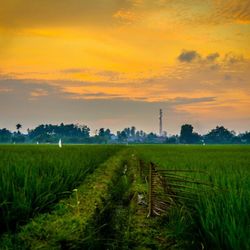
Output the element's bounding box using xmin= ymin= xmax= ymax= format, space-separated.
xmin=0 ymin=145 xmax=249 ymax=249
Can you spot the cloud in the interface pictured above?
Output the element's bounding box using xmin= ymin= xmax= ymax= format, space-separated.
xmin=177 ymin=50 xmax=245 ymax=71
xmin=0 ymin=78 xmax=57 ymax=99
xmin=224 ymin=52 xmax=245 ymax=64
xmin=169 ymin=96 xmax=216 ymax=105
xmin=177 ymin=50 xmax=219 ymax=64
xmin=1 ymin=67 xmax=250 ymax=134
xmin=59 ymin=68 xmax=122 ymax=82
xmin=30 ymin=88 xmax=49 ymax=98
xmin=0 ymin=77 xmax=222 ymax=134
xmin=224 ymin=74 xmax=232 ymax=81
xmin=60 ymin=68 xmax=86 ymax=74
xmin=113 ymin=9 xmax=138 ymax=24
xmin=64 ymin=91 xmax=125 ymax=100
xmin=1 ymin=0 xmax=250 ymax=33
xmin=0 ymin=87 xmax=12 ymax=93
xmin=206 ymin=53 xmax=220 ymax=62
xmin=212 ymin=0 xmax=250 ymax=24
xmin=209 ymin=64 xmax=220 ymax=71
xmin=0 ymin=0 xmax=132 ymax=29
xmin=178 ymin=50 xmax=201 ymax=63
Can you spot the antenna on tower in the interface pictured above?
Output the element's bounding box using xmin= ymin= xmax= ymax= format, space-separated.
xmin=159 ymin=109 xmax=163 ymax=136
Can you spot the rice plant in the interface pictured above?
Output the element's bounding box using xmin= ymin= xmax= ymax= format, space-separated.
xmin=0 ymin=145 xmax=123 ymax=233
xmin=136 ymin=145 xmax=250 ymax=249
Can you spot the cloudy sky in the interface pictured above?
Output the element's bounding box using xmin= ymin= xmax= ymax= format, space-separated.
xmin=0 ymin=0 xmax=249 ymax=134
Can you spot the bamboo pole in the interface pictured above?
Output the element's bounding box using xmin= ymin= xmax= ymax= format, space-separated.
xmin=147 ymin=162 xmax=153 ymax=217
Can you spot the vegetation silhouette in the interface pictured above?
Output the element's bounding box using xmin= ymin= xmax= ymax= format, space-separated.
xmin=0 ymin=123 xmax=249 ymax=144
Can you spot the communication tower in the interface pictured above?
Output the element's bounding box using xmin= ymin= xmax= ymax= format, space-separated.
xmin=159 ymin=109 xmax=163 ymax=136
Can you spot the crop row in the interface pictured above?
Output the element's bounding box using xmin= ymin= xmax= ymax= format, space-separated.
xmin=0 ymin=149 xmax=130 ymax=249
xmin=136 ymin=145 xmax=250 ymax=249
xmin=0 ymin=145 xmax=249 ymax=249
xmin=0 ymin=145 xmax=124 ymax=233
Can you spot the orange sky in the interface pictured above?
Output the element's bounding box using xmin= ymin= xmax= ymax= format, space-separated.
xmin=0 ymin=0 xmax=250 ymax=133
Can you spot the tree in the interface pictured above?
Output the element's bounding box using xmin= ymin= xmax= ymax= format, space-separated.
xmin=131 ymin=126 xmax=136 ymax=138
xmin=16 ymin=123 xmax=22 ymax=134
xmin=146 ymin=132 xmax=158 ymax=142
xmin=98 ymin=128 xmax=105 ymax=138
xmin=165 ymin=135 xmax=179 ymax=144
xmin=118 ymin=130 xmax=128 ymax=142
xmin=124 ymin=127 xmax=131 ymax=137
xmin=79 ymin=125 xmax=90 ymax=138
xmin=239 ymin=131 xmax=250 ymax=143
xmin=180 ymin=124 xmax=193 ymax=143
xmin=105 ymin=129 xmax=111 ymax=139
xmin=180 ymin=124 xmax=201 ymax=144
xmin=204 ymin=126 xmax=234 ymax=144
xmin=139 ymin=130 xmax=146 ymax=137
xmin=97 ymin=128 xmax=111 ymax=144
xmin=28 ymin=123 xmax=90 ymax=143
xmin=0 ymin=128 xmax=12 ymax=143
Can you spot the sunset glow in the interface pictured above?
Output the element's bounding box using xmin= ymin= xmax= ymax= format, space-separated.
xmin=1 ymin=0 xmax=250 ymax=133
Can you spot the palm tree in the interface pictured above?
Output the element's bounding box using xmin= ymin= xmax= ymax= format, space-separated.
xmin=16 ymin=123 xmax=22 ymax=134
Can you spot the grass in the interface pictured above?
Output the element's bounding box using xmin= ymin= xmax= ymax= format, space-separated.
xmin=136 ymin=145 xmax=250 ymax=249
xmin=0 ymin=149 xmax=130 ymax=250
xmin=0 ymin=145 xmax=249 ymax=249
xmin=0 ymin=145 xmax=123 ymax=233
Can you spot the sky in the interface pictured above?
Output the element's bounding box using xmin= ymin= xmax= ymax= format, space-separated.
xmin=0 ymin=0 xmax=250 ymax=135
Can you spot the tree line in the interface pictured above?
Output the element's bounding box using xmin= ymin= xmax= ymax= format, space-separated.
xmin=0 ymin=123 xmax=249 ymax=144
